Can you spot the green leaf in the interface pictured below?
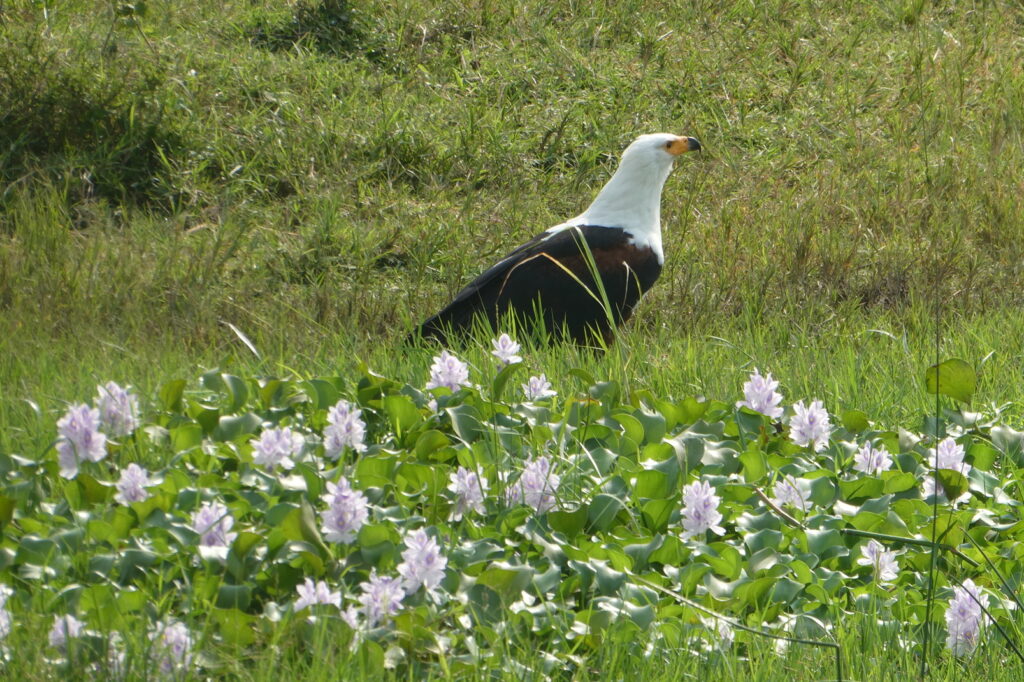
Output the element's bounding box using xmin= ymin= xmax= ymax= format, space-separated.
xmin=633 ymin=470 xmax=669 ymax=499
xmin=841 ymin=409 xmax=870 ymax=433
xmin=549 ymin=507 xmax=588 ymax=537
xmin=640 ymin=499 xmax=675 ymax=533
xmin=213 ymin=412 xmax=261 ymax=442
xmin=159 ymin=379 xmax=187 ymax=412
xmin=925 ymin=358 xmax=976 ymax=404
xmin=739 ymin=447 xmax=766 ymax=483
xmin=414 ymin=430 xmax=450 ymax=459
xmin=587 ymin=494 xmax=626 ymax=532
xmin=211 ymin=607 xmax=257 ymax=645
xmin=216 ymin=584 xmax=252 ymax=610
xmin=447 ymin=404 xmax=485 ymax=443
xmin=882 ymin=471 xmax=917 ymax=494
xmin=171 ymin=422 xmax=203 ymax=452
xmin=934 ymin=469 xmax=969 ymax=501
xmin=303 ymin=379 xmax=341 ymax=411
xmin=384 ymin=394 xmax=422 ymax=438
xmin=839 ymin=476 xmax=884 ymax=501
xmin=490 ymin=362 xmax=523 ymax=402
xmin=477 ymin=562 xmax=535 ymax=601
xmin=0 ymin=495 xmax=14 ymax=529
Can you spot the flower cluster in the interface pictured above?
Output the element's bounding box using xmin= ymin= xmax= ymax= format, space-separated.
xmin=56 ymin=404 xmax=108 ymax=479
xmin=252 ymin=426 xmax=304 ymax=471
xmin=448 ymin=466 xmax=488 ymax=521
xmin=491 ymin=334 xmax=522 ymax=365
xmin=680 ymin=479 xmax=725 ymax=539
xmin=358 ymin=571 xmax=405 ymax=627
xmin=191 ymin=501 xmax=237 ymax=549
xmin=396 ymin=528 xmax=448 ymax=596
xmin=736 ymin=369 xmax=784 ymax=419
xmin=946 ymin=579 xmax=985 ymax=656
xmin=95 ymin=381 xmax=140 ymax=437
xmin=295 ymin=578 xmax=342 ymax=611
xmin=48 ymin=614 xmax=85 ymax=652
xmin=522 ymin=374 xmax=556 ymax=401
xmin=789 ymin=400 xmax=832 ymax=452
xmin=856 ymin=539 xmax=900 ymax=584
xmin=923 ymin=437 xmax=972 ymax=503
xmin=852 ymin=441 xmax=892 ymax=475
xmin=772 ymin=475 xmax=812 ymax=513
xmin=0 ymin=585 xmax=12 ymax=640
xmin=324 ymin=399 xmax=367 ymax=460
xmin=426 ymin=351 xmax=470 ymax=392
xmin=321 ymin=477 xmax=369 ymax=543
xmin=115 ymin=463 xmax=152 ymax=505
xmin=506 ymin=456 xmax=560 ymax=513
xmin=153 ymin=621 xmax=192 ymax=675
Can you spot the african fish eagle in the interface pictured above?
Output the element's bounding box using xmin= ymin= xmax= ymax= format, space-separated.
xmin=413 ymin=133 xmax=701 ymax=346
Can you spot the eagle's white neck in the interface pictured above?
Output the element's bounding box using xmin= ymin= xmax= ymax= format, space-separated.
xmin=568 ymin=152 xmax=675 ymax=265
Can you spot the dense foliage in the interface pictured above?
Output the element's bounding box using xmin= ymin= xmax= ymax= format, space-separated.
xmin=3 ymin=342 xmax=1022 ymax=677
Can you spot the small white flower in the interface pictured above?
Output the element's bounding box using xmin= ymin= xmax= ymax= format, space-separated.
xmin=946 ymin=578 xmax=985 ymax=656
xmin=856 ymin=539 xmax=900 ymax=583
xmin=923 ymin=438 xmax=972 ymax=504
xmin=252 ymin=426 xmax=303 ymax=471
xmin=736 ymin=369 xmax=784 ymax=419
xmin=853 ymin=442 xmax=893 ymax=475
xmin=772 ymin=475 xmax=812 ymax=513
xmin=701 ymin=617 xmax=734 ymax=650
xmin=506 ymin=456 xmax=560 ymax=513
xmin=49 ymin=614 xmax=85 ymax=651
xmin=114 ymin=463 xmax=151 ymax=504
xmin=448 ymin=466 xmax=488 ymax=521
xmin=324 ymin=399 xmax=367 ymax=460
xmin=152 ymin=621 xmax=192 ymax=675
xmin=491 ymin=334 xmax=522 ymax=365
xmin=95 ymin=381 xmax=140 ymax=437
xmin=358 ymin=571 xmax=404 ymax=627
xmin=396 ymin=528 xmax=448 ymax=596
xmin=426 ymin=350 xmax=470 ymax=392
xmin=191 ymin=501 xmax=237 ymax=548
xmin=295 ymin=578 xmax=342 ymax=611
xmin=681 ymin=479 xmax=725 ymax=539
xmin=56 ymin=403 xmax=108 ymax=479
xmin=321 ymin=477 xmax=369 ymax=544
xmin=789 ymin=399 xmax=832 ymax=452
xmin=0 ymin=585 xmax=13 ymax=639
xmin=522 ymin=374 xmax=556 ymax=401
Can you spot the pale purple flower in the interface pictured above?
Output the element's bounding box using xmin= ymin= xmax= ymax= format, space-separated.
xmin=358 ymin=570 xmax=404 ymax=627
xmin=736 ymin=369 xmax=784 ymax=419
xmin=56 ymin=403 xmax=108 ymax=479
xmin=426 ymin=350 xmax=470 ymax=392
xmin=930 ymin=437 xmax=969 ymax=473
xmin=0 ymin=585 xmax=12 ymax=639
xmin=789 ymin=400 xmax=832 ymax=452
xmin=507 ymin=456 xmax=560 ymax=513
xmin=95 ymin=381 xmax=140 ymax=437
xmin=396 ymin=529 xmax=448 ymax=596
xmin=946 ymin=578 xmax=985 ymax=656
xmin=252 ymin=426 xmax=303 ymax=471
xmin=49 ymin=614 xmax=84 ymax=651
xmin=491 ymin=334 xmax=522 ymax=365
xmin=191 ymin=501 xmax=237 ymax=548
xmin=853 ymin=442 xmax=892 ymax=475
xmin=923 ymin=437 xmax=972 ymax=503
xmin=856 ymin=539 xmax=900 ymax=583
xmin=772 ymin=475 xmax=812 ymax=513
xmin=448 ymin=466 xmax=488 ymax=521
xmin=681 ymin=479 xmax=725 ymax=539
xmin=321 ymin=477 xmax=369 ymax=544
xmin=152 ymin=621 xmax=192 ymax=675
xmin=522 ymin=374 xmax=556 ymax=401
xmin=114 ymin=463 xmax=151 ymax=504
xmin=295 ymin=578 xmax=342 ymax=611
xmin=324 ymin=399 xmax=367 ymax=460
xmin=341 ymin=605 xmax=361 ymax=629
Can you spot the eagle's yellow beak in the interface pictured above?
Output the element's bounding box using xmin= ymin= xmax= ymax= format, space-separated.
xmin=667 ymin=136 xmax=702 ymax=155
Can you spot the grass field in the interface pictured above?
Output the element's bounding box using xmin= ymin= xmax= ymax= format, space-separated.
xmin=3 ymin=0 xmax=1024 ymax=678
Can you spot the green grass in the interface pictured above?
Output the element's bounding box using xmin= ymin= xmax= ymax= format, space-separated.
xmin=4 ymin=0 xmax=1024 ymax=677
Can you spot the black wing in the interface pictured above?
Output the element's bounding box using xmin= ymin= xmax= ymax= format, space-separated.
xmin=414 ymin=225 xmax=662 ymax=345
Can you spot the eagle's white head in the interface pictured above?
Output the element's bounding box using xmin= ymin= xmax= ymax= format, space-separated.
xmin=570 ymin=133 xmax=701 ymax=264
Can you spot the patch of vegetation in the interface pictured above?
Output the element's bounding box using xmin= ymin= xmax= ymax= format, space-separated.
xmin=249 ymin=0 xmax=386 ymax=64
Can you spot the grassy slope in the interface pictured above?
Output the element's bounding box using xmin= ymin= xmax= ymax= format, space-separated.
xmin=2 ymin=0 xmax=1024 ymax=677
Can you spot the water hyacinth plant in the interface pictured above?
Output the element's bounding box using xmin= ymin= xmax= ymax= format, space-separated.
xmin=3 ymin=357 xmax=1021 ymax=678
